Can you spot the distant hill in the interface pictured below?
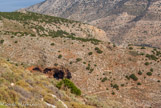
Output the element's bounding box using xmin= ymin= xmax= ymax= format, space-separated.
xmin=24 ymin=0 xmax=161 ymax=48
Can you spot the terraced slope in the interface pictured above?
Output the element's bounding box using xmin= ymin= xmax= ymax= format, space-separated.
xmin=25 ymin=0 xmax=161 ymax=48
xmin=0 ymin=12 xmax=161 ymax=108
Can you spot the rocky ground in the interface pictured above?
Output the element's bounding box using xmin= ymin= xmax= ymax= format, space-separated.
xmin=0 ymin=12 xmax=161 ymax=108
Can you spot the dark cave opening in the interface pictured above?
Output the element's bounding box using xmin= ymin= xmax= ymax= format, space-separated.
xmin=29 ymin=66 xmax=72 ymax=80
xmin=53 ymin=70 xmax=65 ymax=79
xmin=33 ymin=67 xmax=41 ymax=72
xmin=43 ymin=68 xmax=52 ymax=74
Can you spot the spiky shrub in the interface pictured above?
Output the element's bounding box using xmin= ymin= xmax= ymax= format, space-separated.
xmin=56 ymin=79 xmax=81 ymax=96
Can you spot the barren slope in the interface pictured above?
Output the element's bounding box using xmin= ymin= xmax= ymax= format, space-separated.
xmin=0 ymin=12 xmax=161 ymax=108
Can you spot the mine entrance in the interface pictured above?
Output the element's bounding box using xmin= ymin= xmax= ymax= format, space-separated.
xmin=29 ymin=66 xmax=72 ymax=80
xmin=33 ymin=67 xmax=41 ymax=72
xmin=53 ymin=69 xmax=65 ymax=79
xmin=43 ymin=68 xmax=52 ymax=74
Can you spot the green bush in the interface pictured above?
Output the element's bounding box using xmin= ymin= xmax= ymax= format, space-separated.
xmin=138 ymin=70 xmax=142 ymax=75
xmin=54 ymin=63 xmax=58 ymax=66
xmin=140 ymin=52 xmax=144 ymax=55
xmin=147 ymin=72 xmax=152 ymax=76
xmin=129 ymin=74 xmax=138 ymax=81
xmin=86 ymin=64 xmax=91 ymax=70
xmin=58 ymin=54 xmax=62 ymax=59
xmin=112 ymin=91 xmax=115 ymax=95
xmin=129 ymin=47 xmax=133 ymax=50
xmin=56 ymin=79 xmax=81 ymax=96
xmin=144 ymin=62 xmax=150 ymax=66
xmin=89 ymin=69 xmax=94 ymax=73
xmin=112 ymin=84 xmax=119 ymax=90
xmin=101 ymin=77 xmax=107 ymax=82
xmin=150 ymin=68 xmax=153 ymax=72
xmin=76 ymin=58 xmax=82 ymax=62
xmin=0 ymin=40 xmax=4 ymax=44
xmin=50 ymin=43 xmax=55 ymax=46
xmin=121 ymin=84 xmax=124 ymax=87
xmin=95 ymin=47 xmax=103 ymax=54
xmin=137 ymin=82 xmax=141 ymax=85
xmin=125 ymin=75 xmax=130 ymax=80
xmin=146 ymin=54 xmax=158 ymax=61
xmin=88 ymin=52 xmax=93 ymax=55
xmin=141 ymin=46 xmax=145 ymax=49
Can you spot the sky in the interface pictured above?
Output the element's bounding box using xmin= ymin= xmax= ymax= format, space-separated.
xmin=0 ymin=0 xmax=44 ymax=12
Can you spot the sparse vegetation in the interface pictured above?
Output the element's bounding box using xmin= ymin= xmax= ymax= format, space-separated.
xmin=0 ymin=9 xmax=160 ymax=108
xmin=112 ymin=91 xmax=115 ymax=95
xmin=44 ymin=94 xmax=55 ymax=104
xmin=56 ymin=79 xmax=81 ymax=96
xmin=129 ymin=51 xmax=139 ymax=56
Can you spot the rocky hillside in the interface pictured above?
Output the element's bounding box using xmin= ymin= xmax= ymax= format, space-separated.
xmin=0 ymin=12 xmax=161 ymax=108
xmin=24 ymin=0 xmax=161 ymax=48
xmin=0 ymin=57 xmax=96 ymax=108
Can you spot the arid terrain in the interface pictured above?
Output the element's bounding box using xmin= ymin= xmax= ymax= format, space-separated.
xmin=0 ymin=12 xmax=161 ymax=108
xmin=24 ymin=0 xmax=161 ymax=48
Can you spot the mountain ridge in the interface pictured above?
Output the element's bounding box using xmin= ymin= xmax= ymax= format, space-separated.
xmin=24 ymin=0 xmax=161 ymax=48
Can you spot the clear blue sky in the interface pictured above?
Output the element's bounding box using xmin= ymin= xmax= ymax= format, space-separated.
xmin=0 ymin=0 xmax=44 ymax=12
